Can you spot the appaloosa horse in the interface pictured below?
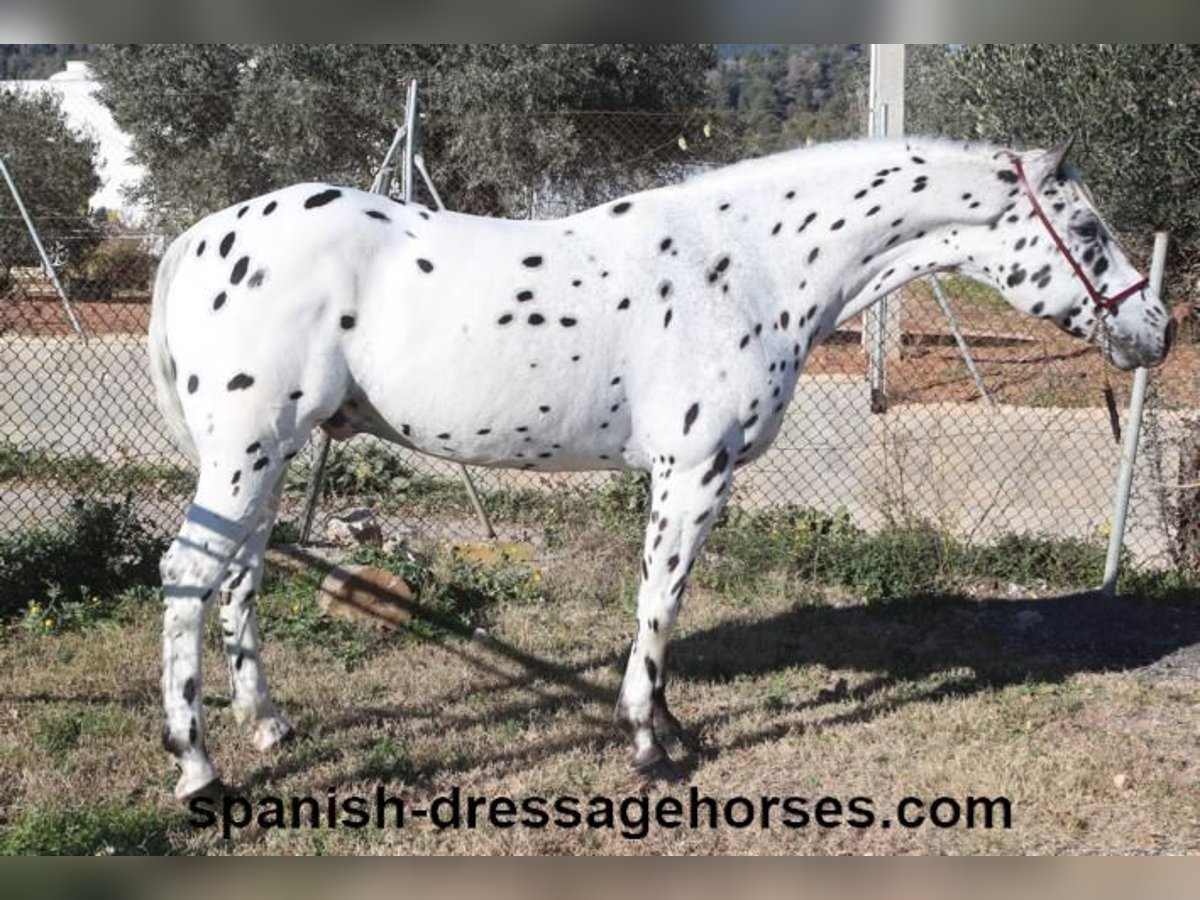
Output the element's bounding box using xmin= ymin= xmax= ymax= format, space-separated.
xmin=149 ymin=137 xmax=1174 ymax=800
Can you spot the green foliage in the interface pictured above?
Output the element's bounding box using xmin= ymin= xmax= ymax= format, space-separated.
xmin=708 ymin=45 xmax=868 ymax=156
xmin=0 ymin=442 xmax=193 ymax=496
xmin=0 ymin=497 xmax=167 ymax=621
xmin=91 ymin=44 xmax=716 ymax=226
xmin=909 ymin=44 xmax=1200 ymax=316
xmin=0 ymin=803 xmax=182 ymax=855
xmin=0 ymin=87 xmax=101 ymax=276
xmin=699 ymin=505 xmax=1112 ymax=602
xmin=70 ymin=240 xmax=158 ymax=299
xmin=301 ymin=442 xmax=415 ymax=500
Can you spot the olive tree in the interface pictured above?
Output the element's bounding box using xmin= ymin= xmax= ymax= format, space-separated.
xmin=91 ymin=44 xmax=717 ymax=227
xmin=0 ymin=87 xmax=100 ymax=289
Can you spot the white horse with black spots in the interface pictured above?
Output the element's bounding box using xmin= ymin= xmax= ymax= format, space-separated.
xmin=150 ymin=136 xmax=1174 ymax=801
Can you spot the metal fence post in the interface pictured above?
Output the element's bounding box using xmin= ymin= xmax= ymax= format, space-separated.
xmin=1100 ymin=231 xmax=1169 ymax=595
xmin=298 ymin=79 xmax=496 ymax=545
xmin=0 ymin=153 xmax=88 ymax=341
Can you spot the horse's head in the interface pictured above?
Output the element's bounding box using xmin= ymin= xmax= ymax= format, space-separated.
xmin=959 ymin=143 xmax=1174 ymax=371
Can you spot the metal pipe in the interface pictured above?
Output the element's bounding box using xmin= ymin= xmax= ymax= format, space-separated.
xmin=927 ymin=275 xmax=995 ymax=408
xmin=1100 ymin=231 xmax=1169 ymax=595
xmin=0 ymin=154 xmax=88 ymax=341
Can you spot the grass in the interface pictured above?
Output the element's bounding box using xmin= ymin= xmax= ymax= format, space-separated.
xmin=0 ymin=497 xmax=1196 ymax=854
xmin=0 ymin=442 xmax=192 ymax=497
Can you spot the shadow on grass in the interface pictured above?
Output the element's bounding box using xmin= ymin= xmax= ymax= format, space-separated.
xmin=257 ymin=547 xmax=1200 ymax=791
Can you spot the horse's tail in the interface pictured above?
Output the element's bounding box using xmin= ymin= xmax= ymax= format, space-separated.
xmin=148 ymin=235 xmax=198 ymax=465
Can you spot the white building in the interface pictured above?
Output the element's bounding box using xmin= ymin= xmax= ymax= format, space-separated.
xmin=4 ymin=60 xmax=147 ymax=225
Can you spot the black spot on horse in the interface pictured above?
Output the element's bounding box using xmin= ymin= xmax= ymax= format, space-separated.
xmin=911 ymin=155 xmax=925 ymax=164
xmin=560 ymin=317 xmax=577 ymax=327
xmin=186 ymin=375 xmax=199 ymax=394
xmin=366 ymin=210 xmax=391 ymax=222
xmin=230 ymin=256 xmax=250 ymax=285
xmin=771 ymin=222 xmax=782 ymax=236
xmin=517 ymin=290 xmax=534 ymax=302
xmin=1007 ymin=268 xmax=1027 ymax=288
xmin=263 ymin=200 xmax=277 ymax=215
xmin=867 ymin=205 xmax=881 ymax=216
xmin=997 ymin=169 xmax=1019 ymax=184
xmin=196 ymin=241 xmax=206 ymax=257
xmin=522 ymin=255 xmax=543 ymax=268
xmin=253 ymin=457 xmax=269 ymax=471
xmin=683 ymin=402 xmax=699 ymax=435
xmin=660 ymin=238 xmax=673 ymax=252
xmin=854 ymin=189 xmax=868 ymax=200
xmin=237 ymin=205 xmax=249 ymax=218
xmin=529 ymin=313 xmax=545 ymax=325
xmin=611 ymin=201 xmax=632 ymax=215
xmin=617 ymin=298 xmax=631 ymax=311
xmin=831 ymin=219 xmax=845 ymax=231
xmin=289 ymin=390 xmax=303 ymax=400
xmin=304 ymin=188 xmax=343 ymax=208
xmin=780 ymin=311 xmax=790 ymax=329
xmin=182 ymin=677 xmax=196 ymax=705
xmin=663 ymin=309 xmax=673 ymax=328
xmin=227 ymin=373 xmax=255 ymax=391
xmin=808 ymin=247 xmax=820 ymax=264
xmin=246 ymin=442 xmax=260 ymax=454
xmin=659 ymin=280 xmax=672 ymax=299
xmin=219 ymin=232 xmax=235 ymax=258
xmin=416 ymin=258 xmax=434 ymax=273
xmin=340 ymin=315 xmax=356 ymax=329
xmin=437 ymin=432 xmax=451 ymax=440
xmin=498 ymin=313 xmax=514 ymax=325
xmin=247 ymin=270 xmax=266 ymax=289
xmin=213 ymin=291 xmax=226 ymax=311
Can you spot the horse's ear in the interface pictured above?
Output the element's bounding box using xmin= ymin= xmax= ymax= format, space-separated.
xmin=1032 ymin=137 xmax=1075 ymax=183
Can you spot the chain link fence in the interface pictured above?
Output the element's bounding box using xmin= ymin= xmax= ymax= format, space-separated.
xmin=1 ymin=98 xmax=1197 ymax=582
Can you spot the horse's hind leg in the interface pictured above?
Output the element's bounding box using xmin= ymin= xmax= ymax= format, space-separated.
xmin=614 ymin=444 xmax=734 ymax=772
xmin=161 ymin=432 xmax=300 ymax=801
xmin=218 ymin=474 xmax=293 ymax=752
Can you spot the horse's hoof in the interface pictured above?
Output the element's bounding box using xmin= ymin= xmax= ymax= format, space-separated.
xmin=253 ymin=716 xmax=295 ymax=752
xmin=630 ymin=739 xmax=675 ymax=776
xmin=176 ymin=774 xmax=224 ymax=805
xmin=632 ymin=750 xmax=680 ymax=783
xmin=652 ymin=705 xmax=686 ymax=748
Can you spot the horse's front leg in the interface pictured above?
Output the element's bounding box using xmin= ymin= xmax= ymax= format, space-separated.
xmin=614 ymin=444 xmax=733 ymax=772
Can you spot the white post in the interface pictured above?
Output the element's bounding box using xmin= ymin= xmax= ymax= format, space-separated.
xmin=1100 ymin=231 xmax=1169 ymax=595
xmin=865 ymin=44 xmax=905 ymax=413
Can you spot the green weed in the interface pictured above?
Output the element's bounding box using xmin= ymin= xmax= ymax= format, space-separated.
xmin=0 ymin=498 xmax=167 ymax=622
xmin=0 ymin=804 xmax=185 ymax=855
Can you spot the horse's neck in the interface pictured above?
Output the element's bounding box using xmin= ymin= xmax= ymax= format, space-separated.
xmin=685 ymin=141 xmax=1006 ymax=329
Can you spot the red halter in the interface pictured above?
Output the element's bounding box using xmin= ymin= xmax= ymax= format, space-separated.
xmin=1010 ymin=155 xmax=1148 ymax=315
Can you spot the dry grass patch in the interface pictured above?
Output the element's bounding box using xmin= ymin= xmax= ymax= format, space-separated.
xmin=1 ymin=532 xmax=1197 ymax=855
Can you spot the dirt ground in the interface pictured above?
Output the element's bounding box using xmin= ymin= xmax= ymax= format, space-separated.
xmin=0 ymin=538 xmax=1196 ymax=856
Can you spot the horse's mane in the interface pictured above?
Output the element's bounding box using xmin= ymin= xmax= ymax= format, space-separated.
xmin=678 ymin=136 xmax=1012 ymax=191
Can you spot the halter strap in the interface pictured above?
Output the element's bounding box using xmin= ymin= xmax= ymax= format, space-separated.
xmin=1010 ymin=155 xmax=1147 ymax=315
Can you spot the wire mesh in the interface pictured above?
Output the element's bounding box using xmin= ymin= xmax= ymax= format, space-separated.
xmin=1 ymin=103 xmax=1196 ymax=580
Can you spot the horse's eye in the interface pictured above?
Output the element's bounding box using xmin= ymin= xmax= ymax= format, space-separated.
xmin=1072 ymin=220 xmax=1099 ymax=241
